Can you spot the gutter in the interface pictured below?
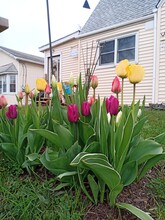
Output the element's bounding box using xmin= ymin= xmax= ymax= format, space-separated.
xmin=77 ymin=14 xmax=154 ymax=38
xmin=16 ymin=57 xmax=44 ymax=65
xmin=152 ymin=8 xmax=158 ymax=104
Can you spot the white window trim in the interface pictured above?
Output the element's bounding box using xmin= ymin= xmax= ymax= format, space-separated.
xmin=97 ymin=32 xmax=138 ymax=69
xmin=0 ymin=74 xmax=17 ymax=95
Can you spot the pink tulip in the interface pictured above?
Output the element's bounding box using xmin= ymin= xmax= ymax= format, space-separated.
xmin=89 ymin=96 xmax=95 ymax=105
xmin=81 ymin=101 xmax=90 ymax=116
xmin=45 ymin=84 xmax=51 ymax=95
xmin=18 ymin=91 xmax=23 ymax=100
xmin=111 ymin=76 xmax=121 ymax=94
xmin=106 ymin=95 xmax=119 ymax=115
xmin=67 ymin=104 xmax=79 ymax=123
xmin=90 ymin=75 xmax=98 ymax=89
xmin=6 ymin=105 xmax=17 ymax=119
xmin=0 ymin=96 xmax=8 ymax=109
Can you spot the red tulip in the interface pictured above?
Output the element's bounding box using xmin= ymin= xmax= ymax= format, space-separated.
xmin=45 ymin=84 xmax=51 ymax=95
xmin=106 ymin=95 xmax=119 ymax=115
xmin=6 ymin=105 xmax=17 ymax=119
xmin=90 ymin=75 xmax=98 ymax=89
xmin=81 ymin=101 xmax=90 ymax=116
xmin=89 ymin=96 xmax=95 ymax=105
xmin=0 ymin=95 xmax=8 ymax=109
xmin=111 ymin=76 xmax=121 ymax=94
xmin=18 ymin=91 xmax=23 ymax=100
xmin=67 ymin=104 xmax=79 ymax=123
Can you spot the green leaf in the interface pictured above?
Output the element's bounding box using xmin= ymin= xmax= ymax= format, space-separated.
xmin=132 ymin=116 xmax=147 ymax=138
xmin=0 ymin=143 xmax=17 ymax=161
xmin=78 ymin=120 xmax=95 ymax=144
xmin=52 ymin=120 xmax=74 ymax=150
xmin=88 ymin=174 xmax=99 ymax=205
xmin=128 ymin=139 xmax=162 ymax=164
xmin=26 ymin=153 xmax=39 ymax=161
xmin=54 ymin=183 xmax=70 ymax=191
xmin=121 ymin=161 xmax=138 ymax=186
xmin=138 ymin=153 xmax=165 ymax=180
xmin=154 ymin=132 xmax=165 ymax=144
xmin=116 ymin=203 xmax=154 ymax=220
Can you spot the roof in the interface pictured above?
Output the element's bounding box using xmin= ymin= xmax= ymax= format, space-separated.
xmin=39 ymin=30 xmax=80 ymax=52
xmin=0 ymin=46 xmax=44 ymax=65
xmin=80 ymin=0 xmax=159 ymax=35
xmin=0 ymin=63 xmax=18 ymax=74
xmin=0 ymin=17 xmax=9 ymax=33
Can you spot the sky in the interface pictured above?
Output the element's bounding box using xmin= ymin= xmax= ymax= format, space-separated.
xmin=0 ymin=0 xmax=100 ymax=56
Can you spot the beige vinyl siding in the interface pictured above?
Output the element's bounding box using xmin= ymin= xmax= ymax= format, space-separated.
xmin=79 ymin=19 xmax=154 ymax=105
xmin=158 ymin=2 xmax=165 ymax=103
xmin=45 ymin=39 xmax=79 ymax=83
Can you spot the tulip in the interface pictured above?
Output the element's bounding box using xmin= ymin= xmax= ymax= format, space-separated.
xmin=89 ymin=96 xmax=95 ymax=105
xmin=90 ymin=75 xmax=98 ymax=89
xmin=51 ymin=75 xmax=57 ymax=89
xmin=0 ymin=95 xmax=8 ymax=109
xmin=25 ymin=84 xmax=30 ymax=94
xmin=106 ymin=95 xmax=119 ymax=116
xmin=116 ymin=59 xmax=129 ymax=79
xmin=18 ymin=91 xmax=23 ymax=100
xmin=6 ymin=105 xmax=17 ymax=119
xmin=29 ymin=91 xmax=34 ymax=99
xmin=111 ymin=76 xmax=121 ymax=96
xmin=127 ymin=64 xmax=145 ymax=84
xmin=34 ymin=89 xmax=38 ymax=98
xmin=81 ymin=101 xmax=90 ymax=116
xmin=137 ymin=109 xmax=142 ymax=118
xmin=107 ymin=112 xmax=111 ymax=123
xmin=45 ymin=84 xmax=51 ymax=95
xmin=69 ymin=72 xmax=74 ymax=88
xmin=116 ymin=111 xmax=122 ymax=126
xmin=36 ymin=78 xmax=47 ymax=91
xmin=67 ymin=104 xmax=79 ymax=123
xmin=116 ymin=59 xmax=129 ymax=108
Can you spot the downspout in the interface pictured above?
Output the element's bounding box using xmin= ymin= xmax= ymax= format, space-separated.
xmin=152 ymin=8 xmax=158 ymax=104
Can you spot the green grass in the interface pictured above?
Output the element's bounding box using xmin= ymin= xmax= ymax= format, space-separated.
xmin=0 ymin=156 xmax=88 ymax=220
xmin=0 ymin=109 xmax=165 ymax=220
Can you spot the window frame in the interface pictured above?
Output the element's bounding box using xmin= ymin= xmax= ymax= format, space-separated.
xmin=98 ymin=32 xmax=138 ymax=68
xmin=0 ymin=74 xmax=17 ymax=94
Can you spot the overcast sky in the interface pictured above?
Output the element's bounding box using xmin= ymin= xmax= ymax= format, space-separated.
xmin=0 ymin=0 xmax=99 ymax=56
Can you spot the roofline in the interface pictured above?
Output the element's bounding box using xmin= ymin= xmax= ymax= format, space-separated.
xmin=156 ymin=0 xmax=165 ymax=8
xmin=78 ymin=14 xmax=154 ymax=38
xmin=39 ymin=30 xmax=80 ymax=52
xmin=0 ymin=48 xmax=43 ymax=65
xmin=15 ymin=57 xmax=44 ymax=65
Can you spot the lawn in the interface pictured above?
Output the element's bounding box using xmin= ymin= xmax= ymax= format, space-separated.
xmin=0 ymin=109 xmax=165 ymax=220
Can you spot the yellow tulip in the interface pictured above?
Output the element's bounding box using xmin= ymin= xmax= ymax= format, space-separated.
xmin=57 ymin=82 xmax=62 ymax=93
xmin=36 ymin=78 xmax=47 ymax=91
xmin=127 ymin=64 xmax=145 ymax=84
xmin=25 ymin=84 xmax=30 ymax=94
xmin=116 ymin=59 xmax=129 ymax=79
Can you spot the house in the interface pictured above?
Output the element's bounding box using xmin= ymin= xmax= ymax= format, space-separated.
xmin=39 ymin=0 xmax=165 ymax=105
xmin=0 ymin=16 xmax=8 ymax=33
xmin=0 ymin=46 xmax=44 ymax=105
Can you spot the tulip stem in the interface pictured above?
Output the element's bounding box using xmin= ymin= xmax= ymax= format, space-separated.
xmin=93 ymin=88 xmax=96 ymax=101
xmin=133 ymin=84 xmax=136 ymax=107
xmin=121 ymin=78 xmax=124 ymax=108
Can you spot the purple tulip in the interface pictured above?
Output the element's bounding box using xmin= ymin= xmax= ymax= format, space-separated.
xmin=81 ymin=101 xmax=90 ymax=116
xmin=6 ymin=105 xmax=17 ymax=119
xmin=106 ymin=95 xmax=119 ymax=116
xmin=67 ymin=104 xmax=79 ymax=123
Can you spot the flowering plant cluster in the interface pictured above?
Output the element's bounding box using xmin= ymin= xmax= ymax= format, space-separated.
xmin=0 ymin=60 xmax=165 ymax=219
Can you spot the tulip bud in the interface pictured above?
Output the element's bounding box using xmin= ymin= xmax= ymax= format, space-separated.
xmin=116 ymin=111 xmax=122 ymax=126
xmin=18 ymin=91 xmax=23 ymax=100
xmin=36 ymin=78 xmax=47 ymax=91
xmin=57 ymin=82 xmax=62 ymax=94
xmin=33 ymin=89 xmax=38 ymax=98
xmin=116 ymin=59 xmax=129 ymax=79
xmin=6 ymin=105 xmax=17 ymax=119
xmin=107 ymin=113 xmax=111 ymax=123
xmin=52 ymin=75 xmax=57 ymax=88
xmin=0 ymin=95 xmax=8 ymax=109
xmin=45 ymin=84 xmax=51 ymax=95
xmin=90 ymin=75 xmax=98 ymax=89
xmin=111 ymin=76 xmax=121 ymax=94
xmin=69 ymin=72 xmax=74 ymax=88
xmin=81 ymin=101 xmax=90 ymax=116
xmin=67 ymin=104 xmax=79 ymax=123
xmin=25 ymin=84 xmax=30 ymax=94
xmin=88 ymin=96 xmax=95 ymax=105
xmin=137 ymin=109 xmax=142 ymax=118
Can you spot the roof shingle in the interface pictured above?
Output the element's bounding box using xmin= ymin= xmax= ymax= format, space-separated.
xmin=80 ymin=0 xmax=159 ymax=35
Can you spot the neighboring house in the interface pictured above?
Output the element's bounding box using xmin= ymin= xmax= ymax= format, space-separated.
xmin=0 ymin=16 xmax=8 ymax=33
xmin=0 ymin=46 xmax=44 ymax=105
xmin=39 ymin=0 xmax=165 ymax=105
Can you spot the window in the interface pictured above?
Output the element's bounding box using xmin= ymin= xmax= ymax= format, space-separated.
xmin=0 ymin=75 xmax=17 ymax=94
xmin=99 ymin=34 xmax=136 ymax=66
